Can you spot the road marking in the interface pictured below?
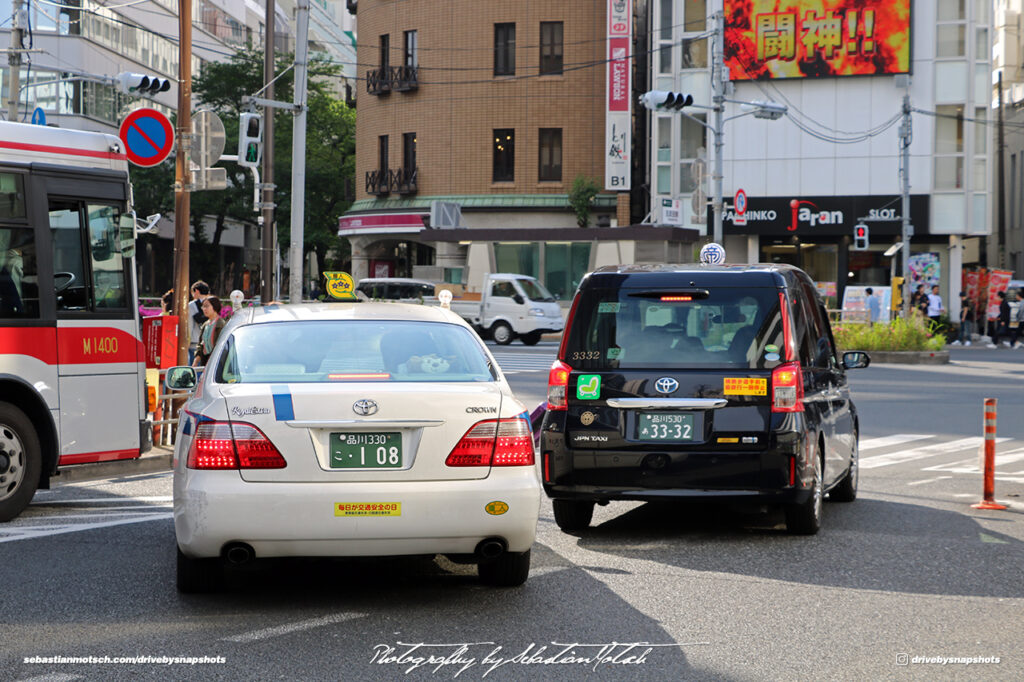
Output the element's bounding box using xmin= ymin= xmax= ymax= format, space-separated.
xmin=31 ymin=496 xmax=173 ymax=505
xmin=907 ymin=476 xmax=953 ymax=486
xmin=922 ymin=448 xmax=1024 ymax=474
xmin=224 ymin=613 xmax=365 ymax=643
xmin=979 ymin=533 xmax=1010 ymax=544
xmin=859 ymin=434 xmax=934 ymax=451
xmin=0 ymin=513 xmax=171 ymax=543
xmin=860 ymin=437 xmax=1010 ymax=469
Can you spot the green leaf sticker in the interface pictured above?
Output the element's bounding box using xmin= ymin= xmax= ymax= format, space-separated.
xmin=607 ymin=348 xmax=622 ymax=359
xmin=765 ymin=344 xmax=779 ymax=353
xmin=577 ymin=374 xmax=601 ymax=400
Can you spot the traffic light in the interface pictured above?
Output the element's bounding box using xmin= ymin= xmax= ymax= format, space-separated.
xmin=891 ymin=276 xmax=904 ymax=311
xmin=639 ymin=90 xmax=694 ymax=111
xmin=853 ymin=223 xmax=869 ymax=250
xmin=238 ymin=112 xmax=263 ymax=168
xmin=116 ymin=72 xmax=172 ymax=96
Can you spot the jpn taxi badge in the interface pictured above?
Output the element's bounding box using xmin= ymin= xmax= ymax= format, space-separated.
xmin=700 ymin=243 xmax=726 ymax=265
xmin=580 ymin=411 xmax=596 ymax=426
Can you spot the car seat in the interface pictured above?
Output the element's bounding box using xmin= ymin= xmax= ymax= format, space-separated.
xmin=379 ymin=327 xmax=439 ymax=373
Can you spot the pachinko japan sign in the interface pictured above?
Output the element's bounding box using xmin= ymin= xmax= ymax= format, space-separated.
xmin=724 ymin=0 xmax=910 ymax=80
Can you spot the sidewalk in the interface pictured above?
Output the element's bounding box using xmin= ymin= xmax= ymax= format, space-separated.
xmin=55 ymin=444 xmax=174 ymax=485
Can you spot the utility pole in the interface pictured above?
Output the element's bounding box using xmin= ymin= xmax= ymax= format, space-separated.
xmin=172 ymin=0 xmax=193 ymax=365
xmin=260 ymin=0 xmax=275 ymax=303
xmin=711 ymin=10 xmax=725 ymax=245
xmin=899 ymin=92 xmax=912 ymax=320
xmin=5 ymin=0 xmax=24 ymax=121
xmin=288 ymin=0 xmax=310 ymax=304
xmin=997 ymin=71 xmax=1007 ymax=269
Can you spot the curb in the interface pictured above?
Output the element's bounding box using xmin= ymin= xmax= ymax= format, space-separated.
xmin=54 ymin=447 xmax=174 ymax=485
xmin=863 ymin=350 xmax=950 ymax=365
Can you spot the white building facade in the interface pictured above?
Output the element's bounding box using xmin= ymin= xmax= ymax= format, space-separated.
xmin=650 ymin=0 xmax=991 ymax=314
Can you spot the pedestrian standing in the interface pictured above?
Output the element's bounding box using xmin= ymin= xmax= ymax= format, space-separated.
xmin=192 ymin=295 xmax=225 ymax=367
xmin=952 ymin=292 xmax=973 ymax=346
xmin=161 ymin=289 xmax=174 ymax=315
xmin=926 ymin=285 xmax=945 ymax=326
xmin=865 ymin=287 xmax=881 ymax=325
xmin=990 ymin=290 xmax=1013 ymax=348
xmin=187 ymin=280 xmax=210 ymax=365
xmin=910 ymin=284 xmax=928 ymax=317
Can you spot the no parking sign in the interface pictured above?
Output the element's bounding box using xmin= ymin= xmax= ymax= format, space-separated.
xmin=118 ymin=108 xmax=175 ymax=167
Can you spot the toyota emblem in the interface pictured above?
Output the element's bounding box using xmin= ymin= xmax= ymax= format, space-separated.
xmin=352 ymin=399 xmax=378 ymax=416
xmin=655 ymin=377 xmax=679 ymax=394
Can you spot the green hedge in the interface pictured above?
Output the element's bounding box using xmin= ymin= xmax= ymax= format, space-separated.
xmin=833 ymin=315 xmax=947 ymax=352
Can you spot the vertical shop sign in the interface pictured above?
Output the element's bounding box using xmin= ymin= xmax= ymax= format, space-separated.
xmin=605 ymin=0 xmax=632 ymax=191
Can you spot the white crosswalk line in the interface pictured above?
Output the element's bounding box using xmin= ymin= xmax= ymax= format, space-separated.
xmin=490 ymin=353 xmax=556 ymax=374
xmin=860 ymin=436 xmax=1010 ymax=469
xmin=922 ymin=447 xmax=1024 ymax=474
xmin=859 ymin=434 xmax=934 ymax=451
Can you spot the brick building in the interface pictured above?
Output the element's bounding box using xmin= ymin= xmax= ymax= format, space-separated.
xmin=340 ymin=0 xmax=697 ymax=298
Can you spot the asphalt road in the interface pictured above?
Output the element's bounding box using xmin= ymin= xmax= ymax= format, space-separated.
xmin=1 ymin=344 xmax=1021 ymax=681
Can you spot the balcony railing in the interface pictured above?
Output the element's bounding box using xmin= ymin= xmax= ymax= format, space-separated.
xmin=391 ymin=166 xmax=418 ymax=195
xmin=366 ymin=67 xmax=392 ymax=95
xmin=366 ymin=169 xmax=391 ymax=196
xmin=392 ymin=65 xmax=419 ymax=92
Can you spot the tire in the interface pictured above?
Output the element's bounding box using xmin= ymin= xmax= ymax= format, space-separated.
xmin=553 ymin=499 xmax=594 ymax=532
xmin=176 ymin=547 xmax=224 ymax=593
xmin=521 ymin=331 xmax=542 ymax=346
xmin=785 ymin=443 xmax=823 ymax=535
xmin=830 ymin=431 xmax=858 ymax=503
xmin=0 ymin=403 xmax=42 ymax=523
xmin=491 ymin=322 xmax=514 ymax=345
xmin=478 ymin=549 xmax=531 ymax=587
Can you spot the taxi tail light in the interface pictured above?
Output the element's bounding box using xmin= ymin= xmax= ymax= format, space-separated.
xmin=547 ymin=360 xmax=572 ymax=411
xmin=771 ymin=361 xmax=805 ymax=413
xmin=446 ymin=418 xmax=534 ymax=467
xmin=186 ymin=421 xmax=286 ymax=469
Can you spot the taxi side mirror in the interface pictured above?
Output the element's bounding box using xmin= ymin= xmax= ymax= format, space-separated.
xmin=842 ymin=351 xmax=870 ymax=370
xmin=165 ymin=366 xmax=198 ymax=391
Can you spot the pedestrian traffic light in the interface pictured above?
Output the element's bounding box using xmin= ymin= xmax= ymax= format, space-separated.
xmin=116 ymin=72 xmax=172 ymax=96
xmin=891 ymin=276 xmax=904 ymax=310
xmin=238 ymin=112 xmax=263 ymax=168
xmin=853 ymin=223 xmax=869 ymax=250
xmin=639 ymin=90 xmax=694 ymax=111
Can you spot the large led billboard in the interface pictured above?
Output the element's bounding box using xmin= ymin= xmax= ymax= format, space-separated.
xmin=724 ymin=1 xmax=911 ymax=80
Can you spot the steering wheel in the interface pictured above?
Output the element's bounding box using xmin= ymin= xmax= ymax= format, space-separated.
xmin=54 ymin=272 xmax=77 ymax=293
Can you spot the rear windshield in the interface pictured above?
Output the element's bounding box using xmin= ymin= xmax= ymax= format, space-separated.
xmin=564 ymin=287 xmax=785 ymax=370
xmin=215 ymin=320 xmax=496 ymax=383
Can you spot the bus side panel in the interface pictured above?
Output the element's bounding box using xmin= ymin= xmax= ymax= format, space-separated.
xmin=55 ymin=320 xmax=143 ymax=464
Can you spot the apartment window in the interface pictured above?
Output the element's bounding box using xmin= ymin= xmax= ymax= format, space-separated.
xmin=378 ymin=135 xmax=389 ymax=174
xmin=658 ymin=0 xmax=672 ymax=73
xmin=380 ymin=34 xmax=390 ymax=69
xmin=494 ymin=23 xmax=516 ymax=76
xmin=403 ymin=132 xmax=416 ymax=175
xmin=538 ymin=128 xmax=562 ymax=182
xmin=540 ymin=22 xmax=563 ymax=75
xmin=934 ymin=105 xmax=963 ymax=190
xmin=679 ymin=113 xmax=706 ymax=194
xmin=493 ymin=129 xmax=515 ymax=182
xmin=404 ymin=30 xmax=418 ymax=67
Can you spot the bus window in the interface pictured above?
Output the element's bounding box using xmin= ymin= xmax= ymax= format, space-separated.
xmin=49 ymin=201 xmax=90 ymax=311
xmin=0 ymin=227 xmax=38 ymax=318
xmin=88 ymin=205 xmax=128 ymax=309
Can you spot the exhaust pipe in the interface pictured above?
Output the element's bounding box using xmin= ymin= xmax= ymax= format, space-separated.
xmin=475 ymin=537 xmax=507 ymax=561
xmin=223 ymin=542 xmax=255 ymax=565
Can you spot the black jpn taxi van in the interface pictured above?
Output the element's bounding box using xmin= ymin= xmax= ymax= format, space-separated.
xmin=540 ymin=261 xmax=870 ymax=535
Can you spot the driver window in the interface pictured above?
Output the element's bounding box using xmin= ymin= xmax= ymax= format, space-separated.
xmin=0 ymin=226 xmax=39 ymax=318
xmin=50 ymin=201 xmax=89 ymax=312
xmin=88 ymin=204 xmax=128 ymax=309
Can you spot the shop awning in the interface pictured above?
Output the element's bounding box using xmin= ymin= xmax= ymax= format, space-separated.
xmin=337 ymin=212 xmax=427 ymax=237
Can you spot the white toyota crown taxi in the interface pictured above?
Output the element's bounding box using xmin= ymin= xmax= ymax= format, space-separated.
xmin=165 ymin=302 xmax=540 ymax=592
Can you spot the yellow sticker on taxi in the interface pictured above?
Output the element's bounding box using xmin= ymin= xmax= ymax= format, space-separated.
xmin=334 ymin=502 xmax=401 ymax=517
xmin=723 ymin=378 xmax=767 ymax=396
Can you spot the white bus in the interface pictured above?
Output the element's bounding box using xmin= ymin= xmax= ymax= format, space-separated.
xmin=0 ymin=120 xmax=150 ymax=521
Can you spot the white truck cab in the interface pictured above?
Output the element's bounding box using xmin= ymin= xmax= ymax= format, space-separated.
xmin=451 ymin=274 xmax=564 ymax=345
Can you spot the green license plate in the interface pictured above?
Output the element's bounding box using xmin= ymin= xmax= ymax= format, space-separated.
xmin=330 ymin=432 xmax=402 ymax=468
xmin=637 ymin=413 xmax=695 ymax=441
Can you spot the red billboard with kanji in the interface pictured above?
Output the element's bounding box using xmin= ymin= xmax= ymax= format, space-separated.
xmin=725 ymin=0 xmax=910 ymax=80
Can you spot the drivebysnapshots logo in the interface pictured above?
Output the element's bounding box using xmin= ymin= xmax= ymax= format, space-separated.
xmin=896 ymin=653 xmax=1001 ymax=667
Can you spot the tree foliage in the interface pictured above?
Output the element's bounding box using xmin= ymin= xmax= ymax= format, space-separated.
xmin=568 ymin=175 xmax=602 ymax=227
xmin=131 ymin=45 xmax=355 ymax=287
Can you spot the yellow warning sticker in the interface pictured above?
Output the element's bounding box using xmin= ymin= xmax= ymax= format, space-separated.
xmin=723 ymin=378 xmax=767 ymax=396
xmin=335 ymin=502 xmax=401 ymax=517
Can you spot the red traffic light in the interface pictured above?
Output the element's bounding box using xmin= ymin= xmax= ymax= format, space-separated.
xmin=855 ymin=226 xmax=866 ymax=237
